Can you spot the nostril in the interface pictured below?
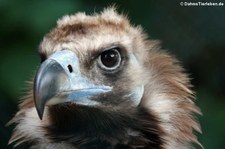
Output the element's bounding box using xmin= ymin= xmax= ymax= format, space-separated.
xmin=67 ymin=65 xmax=73 ymax=73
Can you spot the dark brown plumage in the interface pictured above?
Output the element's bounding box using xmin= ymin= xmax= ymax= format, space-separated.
xmin=8 ymin=7 xmax=201 ymax=149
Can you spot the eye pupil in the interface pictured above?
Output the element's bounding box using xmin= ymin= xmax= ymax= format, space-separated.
xmin=100 ymin=48 xmax=121 ymax=69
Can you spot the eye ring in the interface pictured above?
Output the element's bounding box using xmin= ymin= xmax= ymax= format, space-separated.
xmin=98 ymin=47 xmax=122 ymax=72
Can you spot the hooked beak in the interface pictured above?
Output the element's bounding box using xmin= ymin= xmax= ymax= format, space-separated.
xmin=34 ymin=50 xmax=111 ymax=120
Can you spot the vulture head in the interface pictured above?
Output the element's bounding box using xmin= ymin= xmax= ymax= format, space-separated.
xmin=8 ymin=7 xmax=201 ymax=149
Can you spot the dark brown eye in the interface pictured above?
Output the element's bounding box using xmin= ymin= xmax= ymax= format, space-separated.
xmin=98 ymin=48 xmax=121 ymax=71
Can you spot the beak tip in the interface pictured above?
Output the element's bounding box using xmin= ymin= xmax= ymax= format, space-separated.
xmin=34 ymin=95 xmax=44 ymax=120
xmin=37 ymin=108 xmax=44 ymax=120
xmin=34 ymin=104 xmax=44 ymax=120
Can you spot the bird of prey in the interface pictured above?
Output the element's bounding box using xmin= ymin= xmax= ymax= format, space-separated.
xmin=8 ymin=7 xmax=202 ymax=149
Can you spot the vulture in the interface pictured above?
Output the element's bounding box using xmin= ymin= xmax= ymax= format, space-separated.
xmin=8 ymin=7 xmax=202 ymax=149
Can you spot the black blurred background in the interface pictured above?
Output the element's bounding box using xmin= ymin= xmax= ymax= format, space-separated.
xmin=0 ymin=0 xmax=225 ymax=148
